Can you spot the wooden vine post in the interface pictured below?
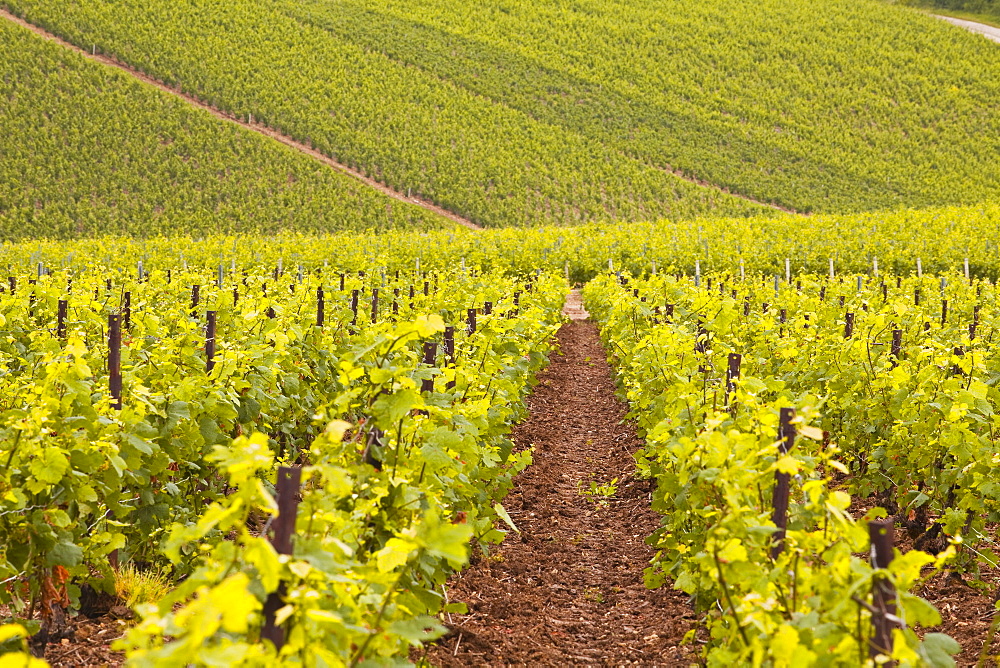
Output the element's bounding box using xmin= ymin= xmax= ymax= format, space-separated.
xmin=108 ymin=314 xmax=122 ymax=410
xmin=868 ymin=519 xmax=899 ymax=664
xmin=205 ymin=311 xmax=217 ymax=374
xmin=106 ymin=304 xmax=121 ymax=573
xmin=421 ymin=342 xmax=437 ymax=394
xmin=444 ymin=327 xmax=456 ymax=390
xmin=261 ymin=466 xmax=302 ymax=650
xmin=770 ymin=407 xmax=795 ymax=559
xmin=725 ymin=353 xmax=742 ymax=412
xmin=952 ymin=347 xmax=964 ymax=377
xmin=316 ymin=286 xmax=324 ymax=327
xmin=57 ymin=300 xmax=67 ymax=340
xmin=694 ymin=320 xmax=708 ymax=353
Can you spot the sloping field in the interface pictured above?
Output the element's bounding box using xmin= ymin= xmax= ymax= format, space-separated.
xmin=0 ymin=17 xmax=449 ymax=240
xmin=3 ymin=0 xmax=998 ymax=224
xmin=283 ymin=0 xmax=1000 ymax=214
xmin=0 ymin=0 xmax=779 ymax=229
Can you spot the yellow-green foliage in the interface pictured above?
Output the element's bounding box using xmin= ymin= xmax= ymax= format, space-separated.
xmin=0 ymin=19 xmax=446 ymax=240
xmin=5 ymin=0 xmax=998 ymax=225
xmin=0 ymin=260 xmax=564 ymax=664
xmin=0 ymin=0 xmax=780 ymax=229
xmin=4 ymin=201 xmax=997 ymax=280
xmin=287 ymin=0 xmax=1000 ymax=214
xmin=114 ymin=564 xmax=171 ymax=611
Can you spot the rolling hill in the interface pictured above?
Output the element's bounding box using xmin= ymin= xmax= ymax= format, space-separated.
xmin=0 ymin=16 xmax=449 ymax=239
xmin=2 ymin=0 xmax=997 ymax=229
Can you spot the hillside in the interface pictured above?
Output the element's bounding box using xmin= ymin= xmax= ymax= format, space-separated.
xmin=285 ymin=0 xmax=1000 ymax=214
xmin=2 ymin=0 xmax=998 ymax=226
xmin=0 ymin=0 xmax=781 ymax=230
xmin=0 ymin=16 xmax=449 ymax=240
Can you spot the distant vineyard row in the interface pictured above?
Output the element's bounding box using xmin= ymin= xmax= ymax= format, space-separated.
xmin=5 ymin=0 xmax=999 ymax=226
xmin=281 ymin=0 xmax=1000 ymax=214
xmin=6 ymin=201 xmax=1000 ymax=278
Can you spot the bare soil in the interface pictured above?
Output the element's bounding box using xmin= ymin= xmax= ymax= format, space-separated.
xmin=425 ymin=320 xmax=697 ymax=666
xmin=40 ymin=615 xmax=125 ymax=668
xmin=920 ymin=569 xmax=1000 ymax=666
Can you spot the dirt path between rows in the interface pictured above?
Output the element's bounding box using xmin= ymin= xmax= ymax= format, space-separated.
xmin=0 ymin=7 xmax=481 ymax=231
xmin=425 ymin=296 xmax=696 ymax=666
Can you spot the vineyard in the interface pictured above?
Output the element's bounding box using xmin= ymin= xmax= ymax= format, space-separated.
xmin=3 ymin=0 xmax=999 ymax=223
xmin=284 ymin=0 xmax=1000 ymax=214
xmin=1 ymin=0 xmax=999 ymax=664
xmin=0 ymin=224 xmax=988 ymax=664
xmin=0 ymin=0 xmax=777 ymax=230
xmin=584 ymin=269 xmax=1000 ymax=664
xmin=6 ymin=200 xmax=1000 ymax=279
xmin=0 ymin=251 xmax=565 ymax=663
xmin=0 ymin=18 xmax=446 ymax=240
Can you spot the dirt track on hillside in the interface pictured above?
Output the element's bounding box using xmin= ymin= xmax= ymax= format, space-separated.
xmin=934 ymin=14 xmax=1000 ymax=43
